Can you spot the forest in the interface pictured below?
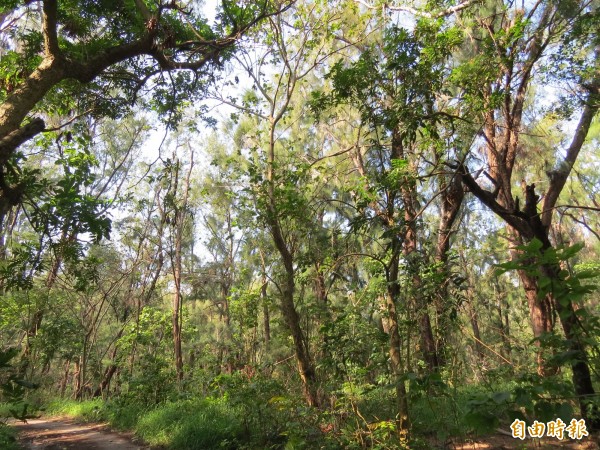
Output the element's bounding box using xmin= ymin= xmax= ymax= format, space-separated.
xmin=0 ymin=0 xmax=599 ymax=448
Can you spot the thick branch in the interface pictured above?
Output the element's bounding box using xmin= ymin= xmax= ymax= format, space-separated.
xmin=42 ymin=0 xmax=60 ymax=56
xmin=133 ymin=0 xmax=153 ymax=22
xmin=0 ymin=0 xmax=291 ymax=166
xmin=458 ymin=163 xmax=534 ymax=239
xmin=541 ymin=79 xmax=599 ymax=227
xmin=0 ymin=118 xmax=45 ymax=165
xmin=42 ymin=0 xmax=60 ymax=57
xmin=0 ymin=57 xmax=65 ymax=138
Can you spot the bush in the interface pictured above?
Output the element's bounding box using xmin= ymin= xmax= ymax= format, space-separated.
xmin=0 ymin=422 xmax=19 ymax=450
xmin=135 ymin=398 xmax=244 ymax=449
xmin=45 ymin=398 xmax=105 ymax=422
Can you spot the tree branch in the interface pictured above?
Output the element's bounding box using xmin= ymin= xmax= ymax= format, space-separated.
xmin=541 ymin=73 xmax=600 ymax=228
xmin=133 ymin=0 xmax=153 ymax=22
xmin=42 ymin=0 xmax=60 ymax=56
xmin=458 ymin=162 xmax=534 ymax=239
xmin=0 ymin=118 xmax=45 ymax=165
xmin=355 ymin=0 xmax=476 ymax=18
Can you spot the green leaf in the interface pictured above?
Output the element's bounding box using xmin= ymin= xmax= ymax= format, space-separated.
xmin=492 ymin=391 xmax=511 ymax=404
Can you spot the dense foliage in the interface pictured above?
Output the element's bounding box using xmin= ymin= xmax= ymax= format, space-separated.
xmin=1 ymin=0 xmax=599 ymax=448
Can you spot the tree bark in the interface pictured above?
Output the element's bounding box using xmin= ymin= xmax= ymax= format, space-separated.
xmin=433 ymin=168 xmax=464 ymax=367
xmin=169 ymin=155 xmax=193 ymax=383
xmin=386 ymin=252 xmax=411 ymax=441
xmin=392 ymin=128 xmax=439 ymax=372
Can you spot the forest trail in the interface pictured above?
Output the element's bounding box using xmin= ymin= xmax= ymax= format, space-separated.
xmin=13 ymin=418 xmax=148 ymax=450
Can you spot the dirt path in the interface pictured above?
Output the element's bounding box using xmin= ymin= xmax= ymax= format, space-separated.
xmin=13 ymin=418 xmax=149 ymax=450
xmin=448 ymin=433 xmax=599 ymax=449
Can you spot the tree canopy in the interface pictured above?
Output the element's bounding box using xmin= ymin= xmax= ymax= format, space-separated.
xmin=0 ymin=0 xmax=599 ymax=448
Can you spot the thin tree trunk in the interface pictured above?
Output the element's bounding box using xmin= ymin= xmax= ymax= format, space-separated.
xmin=466 ymin=294 xmax=485 ymax=363
xmin=386 ymin=254 xmax=410 ymax=442
xmin=279 ymin=266 xmax=320 ymax=407
xmin=433 ymin=169 xmax=464 ymax=367
xmin=392 ymin=128 xmax=438 ymax=372
xmin=19 ymin=229 xmax=73 ymax=377
xmin=93 ymin=328 xmax=124 ymax=398
xmin=73 ymin=359 xmax=81 ymax=399
xmin=542 ymin=264 xmax=600 ymax=430
xmin=59 ymin=359 xmax=71 ymax=398
xmin=170 ymin=155 xmax=193 ymax=383
xmin=262 ymin=279 xmax=270 ymax=348
xmin=266 ymin=115 xmax=319 ymax=407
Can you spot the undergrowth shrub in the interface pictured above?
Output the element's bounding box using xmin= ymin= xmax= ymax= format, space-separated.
xmin=45 ymin=398 xmax=105 ymax=422
xmin=0 ymin=422 xmax=19 ymax=450
xmin=135 ymin=398 xmax=244 ymax=449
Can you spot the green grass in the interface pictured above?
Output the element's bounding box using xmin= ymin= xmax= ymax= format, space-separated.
xmin=0 ymin=422 xmax=19 ymax=450
xmin=0 ymin=403 xmax=14 ymax=417
xmin=44 ymin=397 xmax=246 ymax=449
xmin=40 ymin=380 xmax=536 ymax=450
xmin=136 ymin=398 xmax=244 ymax=449
xmin=45 ymin=398 xmax=105 ymax=422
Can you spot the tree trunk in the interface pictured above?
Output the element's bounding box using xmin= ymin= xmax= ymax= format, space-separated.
xmin=495 ymin=288 xmax=512 ymax=360
xmin=265 ymin=109 xmax=319 ymax=406
xmin=393 ymin=128 xmax=439 ymax=372
xmin=542 ymin=264 xmax=600 ymax=430
xmin=19 ymin=229 xmax=71 ymax=378
xmin=465 ymin=287 xmax=486 ymax=365
xmin=93 ymin=328 xmax=124 ymax=398
xmin=433 ymin=169 xmax=464 ymax=367
xmin=460 ymin=169 xmax=599 ymax=429
xmin=73 ymin=359 xmax=81 ymax=399
xmin=262 ymin=279 xmax=271 ymax=348
xmin=518 ymin=269 xmax=554 ymax=374
xmin=280 ymin=269 xmax=320 ymax=406
xmin=59 ymin=359 xmax=71 ymax=398
xmin=386 ymin=255 xmax=410 ymax=442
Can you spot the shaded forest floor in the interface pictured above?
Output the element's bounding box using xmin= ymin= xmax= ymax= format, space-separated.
xmin=11 ymin=415 xmax=600 ymax=450
xmin=13 ymin=418 xmax=148 ymax=450
xmin=447 ymin=434 xmax=599 ymax=450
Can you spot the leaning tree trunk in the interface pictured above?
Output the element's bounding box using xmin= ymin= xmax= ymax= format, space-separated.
xmin=268 ymin=209 xmax=320 ymax=406
xmin=459 ymin=170 xmax=599 ymax=430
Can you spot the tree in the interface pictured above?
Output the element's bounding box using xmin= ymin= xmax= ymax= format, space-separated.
xmin=311 ymin=14 xmax=465 ymax=437
xmin=216 ymin=0 xmax=365 ymax=407
xmin=0 ymin=0 xmax=290 ymax=214
xmin=161 ymin=153 xmax=194 ymax=383
xmin=453 ymin=0 xmax=599 ymax=427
